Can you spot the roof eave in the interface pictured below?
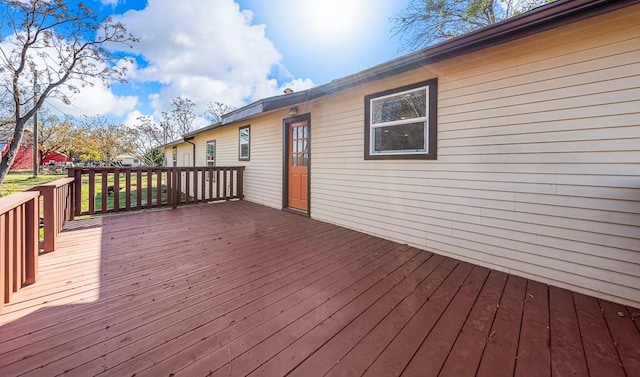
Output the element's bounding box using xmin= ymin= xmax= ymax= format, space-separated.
xmin=159 ymin=139 xmax=184 ymax=149
xmin=182 ymin=121 xmax=224 ymax=139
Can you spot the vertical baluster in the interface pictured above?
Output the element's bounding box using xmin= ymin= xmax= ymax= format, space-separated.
xmin=136 ymin=170 xmax=142 ymax=210
xmin=125 ymin=170 xmax=132 ymax=210
xmin=88 ymin=170 xmax=95 ymax=215
xmin=101 ymin=170 xmax=108 ymax=214
xmin=238 ymin=167 xmax=244 ymax=200
xmin=146 ymin=169 xmax=153 ymax=208
xmin=185 ymin=169 xmax=191 ymax=204
xmin=114 ymin=169 xmax=120 ymax=212
xmin=201 ymin=168 xmax=206 ymax=202
xmin=194 ymin=168 xmax=200 ymax=203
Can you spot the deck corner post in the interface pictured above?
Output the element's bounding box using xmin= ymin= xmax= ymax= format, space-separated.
xmin=239 ymin=166 xmax=245 ymax=200
xmin=41 ymin=185 xmax=57 ymax=253
xmin=24 ymin=195 xmax=39 ymax=285
xmin=73 ymin=169 xmax=82 ymax=217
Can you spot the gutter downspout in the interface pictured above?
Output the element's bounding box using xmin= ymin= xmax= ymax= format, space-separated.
xmin=184 ymin=137 xmax=196 ymax=166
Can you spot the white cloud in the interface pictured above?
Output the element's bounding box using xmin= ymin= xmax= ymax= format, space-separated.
xmin=45 ymin=81 xmax=138 ymax=118
xmin=123 ymin=110 xmax=144 ymax=128
xmin=113 ymin=0 xmax=314 ymax=119
xmin=0 ymin=35 xmax=138 ymax=120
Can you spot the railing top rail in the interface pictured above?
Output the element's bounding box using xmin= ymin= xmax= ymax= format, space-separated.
xmin=67 ymin=166 xmax=245 ymax=173
xmin=30 ymin=177 xmax=75 ymax=190
xmin=0 ymin=191 xmax=40 ymax=214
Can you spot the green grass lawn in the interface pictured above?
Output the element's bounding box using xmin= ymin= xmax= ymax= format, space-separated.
xmin=81 ymin=172 xmax=169 ymax=213
xmin=0 ymin=173 xmax=66 ymax=197
xmin=1 ymin=172 xmax=170 ymax=214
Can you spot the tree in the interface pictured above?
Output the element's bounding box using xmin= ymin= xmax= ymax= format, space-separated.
xmin=129 ymin=117 xmax=164 ymax=166
xmin=169 ymin=96 xmax=196 ymax=135
xmin=54 ymin=119 xmax=88 ymax=163
xmin=0 ymin=0 xmax=137 ymax=183
xmin=37 ymin=112 xmax=74 ymax=162
xmin=390 ymin=0 xmax=551 ymax=51
xmin=205 ymin=101 xmax=235 ymax=123
xmin=80 ymin=116 xmax=134 ymax=164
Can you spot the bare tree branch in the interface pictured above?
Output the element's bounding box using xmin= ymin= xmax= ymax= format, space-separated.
xmin=390 ymin=0 xmax=552 ymax=52
xmin=0 ymin=0 xmax=138 ymax=183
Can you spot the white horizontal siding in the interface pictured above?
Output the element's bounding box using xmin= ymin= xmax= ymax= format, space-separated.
xmin=309 ymin=5 xmax=640 ymax=307
xmin=176 ymin=111 xmax=285 ymax=210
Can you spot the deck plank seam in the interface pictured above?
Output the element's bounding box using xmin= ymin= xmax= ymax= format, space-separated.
xmin=397 ymin=263 xmax=476 ymax=377
xmin=435 ymin=266 xmax=492 ymax=377
xmin=356 ymin=259 xmax=461 ymax=376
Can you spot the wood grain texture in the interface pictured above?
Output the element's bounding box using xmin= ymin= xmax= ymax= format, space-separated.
xmin=0 ymin=201 xmax=637 ymax=376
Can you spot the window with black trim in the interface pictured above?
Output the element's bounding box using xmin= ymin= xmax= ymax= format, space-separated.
xmin=239 ymin=125 xmax=250 ymax=161
xmin=364 ymin=78 xmax=437 ymax=160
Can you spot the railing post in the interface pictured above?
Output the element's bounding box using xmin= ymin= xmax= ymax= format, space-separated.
xmin=40 ymin=185 xmax=57 ymax=253
xmin=31 ymin=177 xmax=75 ymax=253
xmin=69 ymin=177 xmax=75 ymax=221
xmin=0 ymin=191 xmax=41 ymax=312
xmin=71 ymin=168 xmax=82 ymax=217
xmin=238 ymin=166 xmax=245 ymax=200
xmin=24 ymin=196 xmax=38 ymax=285
xmin=0 ymin=214 xmax=5 ymax=313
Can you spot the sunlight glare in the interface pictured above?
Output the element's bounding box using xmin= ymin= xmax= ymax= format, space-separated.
xmin=302 ymin=0 xmax=368 ymax=43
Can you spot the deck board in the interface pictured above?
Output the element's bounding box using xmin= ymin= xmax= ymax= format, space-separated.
xmin=0 ymin=201 xmax=638 ymax=377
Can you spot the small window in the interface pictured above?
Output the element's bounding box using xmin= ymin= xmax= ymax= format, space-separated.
xmin=172 ymin=146 xmax=177 ymax=167
xmin=364 ymin=78 xmax=437 ymax=160
xmin=239 ymin=125 xmax=250 ymax=161
xmin=206 ymin=140 xmax=216 ymax=167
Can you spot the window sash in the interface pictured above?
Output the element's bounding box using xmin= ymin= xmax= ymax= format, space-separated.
xmin=370 ymin=86 xmax=428 ymax=126
xmin=371 ymin=122 xmax=428 ymax=155
xmin=206 ymin=140 xmax=216 ymax=163
xmin=239 ymin=126 xmax=250 ymax=160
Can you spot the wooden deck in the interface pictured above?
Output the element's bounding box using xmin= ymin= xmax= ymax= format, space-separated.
xmin=0 ymin=201 xmax=638 ymax=377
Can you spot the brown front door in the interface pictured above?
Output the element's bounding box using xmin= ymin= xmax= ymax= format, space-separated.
xmin=288 ymin=119 xmax=309 ymax=211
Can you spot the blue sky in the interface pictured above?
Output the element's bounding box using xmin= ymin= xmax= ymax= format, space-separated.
xmin=38 ymin=0 xmax=411 ymax=127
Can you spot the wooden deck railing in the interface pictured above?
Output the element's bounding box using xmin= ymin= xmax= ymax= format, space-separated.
xmin=30 ymin=177 xmax=75 ymax=253
xmin=0 ymin=191 xmax=39 ymax=313
xmin=68 ymin=166 xmax=244 ymax=216
xmin=1 ymin=166 xmax=244 ymax=311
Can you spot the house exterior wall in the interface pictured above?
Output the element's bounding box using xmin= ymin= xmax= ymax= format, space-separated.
xmin=168 ymin=111 xmax=287 ymax=209
xmin=164 ymin=5 xmax=639 ymax=306
xmin=307 ymin=5 xmax=640 ymax=307
xmin=164 ymin=143 xmax=194 ymax=168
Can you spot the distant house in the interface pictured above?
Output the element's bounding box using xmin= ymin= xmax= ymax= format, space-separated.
xmin=165 ymin=0 xmax=640 ymax=307
xmin=42 ymin=151 xmax=70 ymax=166
xmin=2 ymin=129 xmax=71 ymax=171
xmin=1 ymin=129 xmax=37 ymax=171
xmin=114 ymin=154 xmax=142 ymax=167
